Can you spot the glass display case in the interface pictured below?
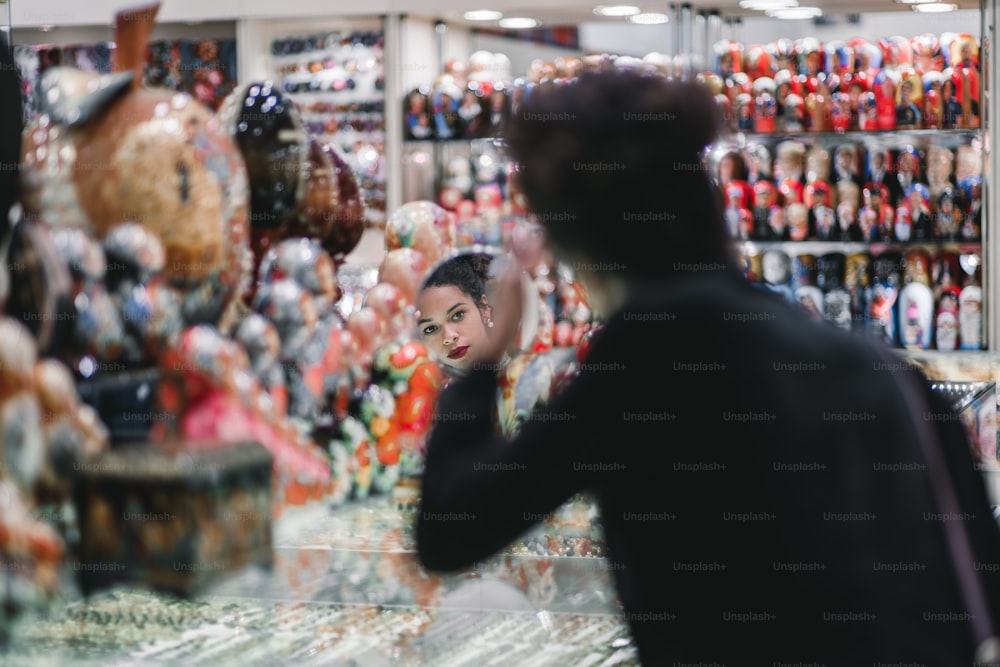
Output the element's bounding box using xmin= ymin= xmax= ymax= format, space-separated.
xmin=1 ymin=495 xmax=635 ymax=666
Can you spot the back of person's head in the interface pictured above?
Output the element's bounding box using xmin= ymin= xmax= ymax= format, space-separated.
xmin=504 ymin=70 xmax=731 ymax=282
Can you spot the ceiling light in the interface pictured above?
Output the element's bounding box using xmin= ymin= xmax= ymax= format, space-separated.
xmin=739 ymin=0 xmax=797 ymax=9
xmin=498 ymin=17 xmax=539 ymax=28
xmin=895 ymin=0 xmax=936 ymax=3
xmin=39 ymin=24 xmax=55 ymax=32
xmin=594 ymin=5 xmax=641 ymax=16
xmin=628 ymin=12 xmax=670 ymax=24
xmin=765 ymin=6 xmax=822 ymax=18
xmin=463 ymin=9 xmax=503 ymax=21
xmin=912 ymin=2 xmax=958 ymax=10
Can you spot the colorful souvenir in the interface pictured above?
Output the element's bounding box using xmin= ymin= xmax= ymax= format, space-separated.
xmin=936 ymin=287 xmax=961 ymax=351
xmin=899 ymin=282 xmax=934 ymax=350
xmin=377 ymin=248 xmax=431 ymax=306
xmin=385 ymin=201 xmax=457 ymax=267
xmin=936 ymin=187 xmax=962 ymax=241
xmin=959 ymin=284 xmax=983 ymax=350
xmin=923 ymin=71 xmax=944 ymax=129
xmin=906 ymin=183 xmax=933 ymax=242
xmin=895 ymin=70 xmax=923 ymax=129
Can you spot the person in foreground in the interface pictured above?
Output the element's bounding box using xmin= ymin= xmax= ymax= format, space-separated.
xmin=415 ymin=70 xmax=1000 ymax=666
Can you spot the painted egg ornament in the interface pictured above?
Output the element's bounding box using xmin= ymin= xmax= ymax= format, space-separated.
xmin=385 ymin=200 xmax=456 ymax=267
xmin=363 ymin=282 xmax=412 ymax=342
xmin=378 ymin=248 xmax=431 ymax=306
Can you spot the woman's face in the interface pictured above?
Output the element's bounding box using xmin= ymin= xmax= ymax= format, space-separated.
xmin=415 ymin=285 xmax=490 ymax=372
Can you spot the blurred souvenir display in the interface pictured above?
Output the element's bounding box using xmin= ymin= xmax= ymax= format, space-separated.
xmin=695 ymin=29 xmax=986 ymax=351
xmin=269 ymin=30 xmax=386 ymax=227
xmin=15 ymin=37 xmax=238 ymax=121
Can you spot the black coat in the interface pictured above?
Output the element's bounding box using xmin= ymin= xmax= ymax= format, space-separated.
xmin=417 ymin=268 xmax=1000 ymax=666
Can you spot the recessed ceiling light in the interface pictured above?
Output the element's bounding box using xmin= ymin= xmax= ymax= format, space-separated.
xmin=594 ymin=5 xmax=641 ymax=17
xmin=627 ymin=12 xmax=670 ymax=24
xmin=498 ymin=17 xmax=539 ymax=28
xmin=912 ymin=1 xmax=958 ymax=10
xmin=38 ymin=25 xmax=55 ymax=32
xmin=464 ymin=9 xmax=504 ymax=21
xmin=766 ymin=6 xmax=822 ymax=18
xmin=739 ymin=0 xmax=798 ymax=9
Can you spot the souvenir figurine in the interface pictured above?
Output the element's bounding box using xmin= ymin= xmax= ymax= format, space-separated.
xmin=752 ymin=78 xmax=777 ymax=133
xmin=752 ymin=180 xmax=779 ymax=240
xmin=724 ymin=181 xmax=753 ymax=240
xmin=831 ymin=91 xmax=852 ymax=133
xmin=935 ymin=287 xmax=961 ymax=351
xmin=836 ymin=200 xmax=860 ymax=242
xmin=486 ymin=86 xmax=511 ymax=136
xmin=775 ymin=140 xmax=806 ymax=188
xmin=895 ymin=71 xmax=923 ymax=129
xmin=761 ymin=249 xmax=794 ymax=302
xmin=926 ymin=145 xmax=955 ymax=201
xmin=894 ymin=199 xmax=912 ymax=243
xmin=893 ymin=147 xmax=921 ymax=205
xmin=234 ymin=313 xmax=289 ymax=418
xmin=769 ymin=38 xmax=798 ymax=74
xmin=936 ymin=187 xmax=962 ymax=241
xmin=867 ymin=150 xmax=899 ymax=206
xmin=824 ymin=288 xmax=853 ymax=332
xmin=923 ymin=71 xmax=944 ymax=129
xmin=952 ymin=38 xmax=981 ymax=128
xmin=258 ymin=237 xmax=342 ymax=319
xmin=784 ymin=93 xmax=805 ymax=132
xmin=743 ymin=43 xmax=774 ymax=81
xmin=746 ymin=143 xmax=773 ymax=184
xmin=959 ymin=283 xmax=983 ymax=350
xmin=404 ymin=87 xmax=433 ymax=140
xmin=377 ymin=248 xmax=431 ymax=306
xmin=860 ymin=183 xmax=893 ymax=243
xmin=805 ymin=78 xmax=832 ymax=132
xmin=858 ymin=90 xmax=878 ymax=131
xmin=805 ymin=181 xmax=835 ymax=241
xmin=906 ymin=183 xmax=933 ymax=242
xmin=904 ymin=248 xmax=932 ymax=287
xmin=911 ymin=33 xmax=945 ymax=75
xmin=941 ymin=73 xmax=963 ymax=128
xmin=431 ymin=79 xmax=462 ymax=140
xmin=874 ymin=69 xmax=899 ymax=130
xmin=826 ymin=40 xmax=854 ymax=78
xmin=806 ymin=146 xmax=831 ymax=184
xmin=833 ymin=144 xmax=863 ymax=189
xmin=716 ymin=150 xmax=748 ymax=190
xmin=767 ymin=204 xmax=789 ymax=241
xmin=786 ymin=202 xmax=810 ymax=242
xmin=457 ymin=88 xmax=486 ymax=139
xmin=852 ymin=39 xmax=882 ymax=79
xmin=796 ymin=285 xmax=825 ymax=322
xmin=880 ymin=35 xmax=914 ymax=70
xmin=791 ymin=254 xmax=818 ymax=291
xmin=385 ymin=200 xmax=457 ymax=268
xmin=899 ymin=282 xmax=934 ymax=350
xmin=773 ymin=69 xmax=798 ymax=126
xmin=870 ymin=251 xmax=902 ymax=345
xmin=714 ymin=39 xmax=743 ymax=80
xmin=958 ymin=175 xmax=982 ymax=241
xmin=954 ymin=144 xmax=982 ymax=184
xmin=933 ymin=251 xmax=962 ymax=303
xmin=845 ymin=252 xmax=872 ymax=333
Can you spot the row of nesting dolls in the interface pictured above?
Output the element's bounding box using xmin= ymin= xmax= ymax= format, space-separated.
xmin=705 ymin=33 xmax=981 ymax=133
xmin=716 ymin=141 xmax=982 ymax=242
xmin=747 ymin=247 xmax=983 ymax=351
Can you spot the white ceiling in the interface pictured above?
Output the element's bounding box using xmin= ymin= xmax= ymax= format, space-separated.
xmin=430 ymin=0 xmax=981 ymax=29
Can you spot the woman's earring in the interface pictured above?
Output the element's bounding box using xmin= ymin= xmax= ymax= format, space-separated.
xmin=488 ymin=320 xmax=494 ymax=328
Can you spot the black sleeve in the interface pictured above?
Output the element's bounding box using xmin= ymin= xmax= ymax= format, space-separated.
xmin=919 ymin=377 xmax=1000 ymax=629
xmin=416 ymin=339 xmax=613 ymax=572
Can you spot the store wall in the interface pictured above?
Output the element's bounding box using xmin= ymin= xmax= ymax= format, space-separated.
xmin=739 ymin=9 xmax=980 ymax=43
xmin=11 ymin=21 xmax=236 ymax=48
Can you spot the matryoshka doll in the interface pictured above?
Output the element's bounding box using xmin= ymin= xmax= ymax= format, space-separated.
xmin=851 ymin=39 xmax=882 ymax=80
xmin=922 ymin=71 xmax=945 ymax=129
xmin=761 ymin=248 xmax=794 ymax=302
xmin=958 ymin=175 xmax=982 ymax=240
xmin=805 ymin=181 xmax=835 ymax=241
xmin=724 ymin=181 xmax=754 ymax=241
xmin=912 ymin=33 xmax=945 ymax=75
xmin=744 ymin=43 xmax=774 ymax=81
xmin=746 ymin=143 xmax=774 ymax=184
xmin=870 ymin=250 xmax=902 ymax=345
xmin=935 ymin=287 xmax=961 ymax=351
xmin=404 ymin=87 xmax=433 ymax=140
xmin=874 ymin=68 xmax=899 ymax=131
xmin=826 ymin=40 xmax=855 ymax=79
xmin=895 ymin=70 xmax=923 ymax=129
xmin=831 ymin=91 xmax=852 ymax=133
xmin=959 ymin=279 xmax=983 ymax=350
xmin=769 ymin=38 xmax=799 ymax=75
xmin=752 ymin=77 xmax=777 ymax=133
xmin=905 ymin=183 xmax=933 ymax=242
xmin=936 ymin=186 xmax=962 ymax=241
xmin=819 ymin=253 xmax=852 ymax=332
xmin=714 ymin=39 xmax=743 ymax=81
xmin=899 ymin=283 xmax=934 ymax=350
xmin=860 ymin=182 xmax=893 ymax=242
xmin=786 ymin=202 xmax=810 ymax=242
xmin=950 ymin=34 xmax=980 ymax=129
xmin=752 ymin=180 xmax=779 ymax=240
xmin=845 ymin=252 xmax=872 ymax=333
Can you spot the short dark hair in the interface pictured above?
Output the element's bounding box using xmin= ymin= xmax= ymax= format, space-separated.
xmin=504 ymin=70 xmax=732 ymax=280
xmin=421 ymin=253 xmax=493 ymax=305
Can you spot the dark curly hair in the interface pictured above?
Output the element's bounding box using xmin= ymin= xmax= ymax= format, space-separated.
xmin=503 ymin=70 xmax=732 ymax=281
xmin=421 ymin=253 xmax=493 ymax=307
